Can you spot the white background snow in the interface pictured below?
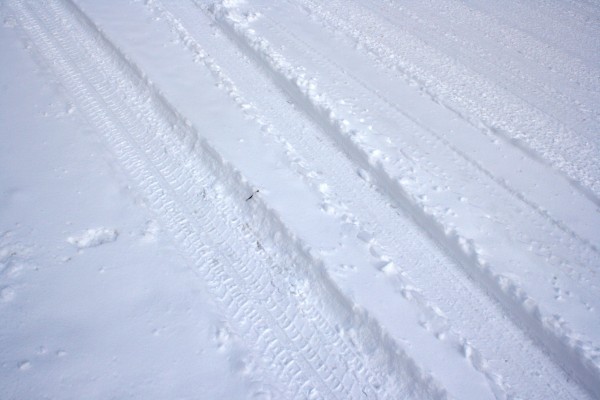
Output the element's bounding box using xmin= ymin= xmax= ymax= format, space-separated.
xmin=1 ymin=0 xmax=599 ymax=399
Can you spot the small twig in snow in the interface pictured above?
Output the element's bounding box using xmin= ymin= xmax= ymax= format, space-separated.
xmin=246 ymin=189 xmax=259 ymax=201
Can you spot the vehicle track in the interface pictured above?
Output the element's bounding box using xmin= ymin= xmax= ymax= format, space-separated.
xmin=5 ymin=0 xmax=449 ymax=398
xmin=291 ymin=0 xmax=600 ymax=201
xmin=253 ymin=2 xmax=600 ymax=284
xmin=362 ymin=0 xmax=600 ymax=143
xmin=127 ymin=0 xmax=597 ymax=398
xmin=460 ymin=0 xmax=600 ymax=67
xmin=256 ymin=9 xmax=599 ymax=254
xmin=376 ymin=0 xmax=600 ymax=97
xmin=204 ymin=1 xmax=599 ymax=397
xmin=142 ymin=1 xmax=510 ymax=397
xmin=7 ymin=0 xmax=599 ymax=397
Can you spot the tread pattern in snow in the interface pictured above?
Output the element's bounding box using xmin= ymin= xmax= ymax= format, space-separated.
xmin=6 ymin=0 xmax=447 ymax=398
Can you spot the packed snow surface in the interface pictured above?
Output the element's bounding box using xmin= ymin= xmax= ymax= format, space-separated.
xmin=1 ymin=0 xmax=599 ymax=399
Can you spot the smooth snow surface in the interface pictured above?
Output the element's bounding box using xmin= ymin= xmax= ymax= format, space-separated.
xmin=1 ymin=0 xmax=598 ymax=399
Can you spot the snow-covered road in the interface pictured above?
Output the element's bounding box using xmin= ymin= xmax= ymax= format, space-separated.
xmin=1 ymin=0 xmax=598 ymax=398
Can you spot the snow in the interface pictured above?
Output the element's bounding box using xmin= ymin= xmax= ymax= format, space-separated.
xmin=67 ymin=228 xmax=119 ymax=249
xmin=0 ymin=16 xmax=248 ymax=399
xmin=1 ymin=0 xmax=599 ymax=399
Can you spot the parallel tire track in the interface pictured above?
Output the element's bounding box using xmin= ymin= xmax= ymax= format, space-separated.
xmin=461 ymin=0 xmax=600 ymax=67
xmin=147 ymin=1 xmax=512 ymax=397
xmin=292 ymin=0 xmax=600 ymax=201
xmin=204 ymin=2 xmax=599 ymax=398
xmin=259 ymin=11 xmax=599 ymax=255
xmin=134 ymin=0 xmax=595 ymax=398
xmin=6 ymin=0 xmax=447 ymax=398
xmin=362 ymin=0 xmax=600 ymax=144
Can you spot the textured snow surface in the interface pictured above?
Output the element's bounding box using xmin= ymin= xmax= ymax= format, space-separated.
xmin=0 ymin=0 xmax=598 ymax=399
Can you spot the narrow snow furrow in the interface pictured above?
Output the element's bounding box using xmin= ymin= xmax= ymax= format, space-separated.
xmin=207 ymin=3 xmax=599 ymax=398
xmin=362 ymin=0 xmax=600 ymax=142
xmin=292 ymin=0 xmax=600 ymax=201
xmin=7 ymin=0 xmax=448 ymax=398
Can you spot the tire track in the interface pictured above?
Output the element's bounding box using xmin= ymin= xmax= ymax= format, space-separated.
xmin=144 ymin=1 xmax=514 ymax=397
xmin=259 ymin=10 xmax=599 ymax=254
xmin=292 ymin=0 xmax=600 ymax=202
xmin=252 ymin=8 xmax=600 ymax=337
xmin=378 ymin=0 xmax=600 ymax=96
xmin=6 ymin=0 xmax=447 ymax=398
xmin=461 ymin=0 xmax=600 ymax=67
xmin=143 ymin=0 xmax=594 ymax=398
xmin=365 ymin=0 xmax=600 ymax=141
xmin=206 ymin=2 xmax=599 ymax=398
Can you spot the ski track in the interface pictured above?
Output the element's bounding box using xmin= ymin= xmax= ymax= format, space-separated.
xmin=4 ymin=0 xmax=600 ymax=398
xmin=4 ymin=0 xmax=452 ymax=398
xmin=291 ymin=0 xmax=600 ymax=201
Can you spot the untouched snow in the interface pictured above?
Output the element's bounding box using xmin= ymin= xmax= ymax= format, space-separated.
xmin=1 ymin=0 xmax=598 ymax=399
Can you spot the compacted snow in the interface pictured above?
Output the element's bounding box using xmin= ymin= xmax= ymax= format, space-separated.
xmin=1 ymin=0 xmax=599 ymax=399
